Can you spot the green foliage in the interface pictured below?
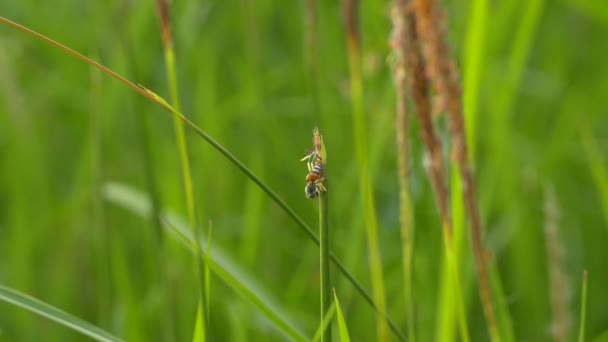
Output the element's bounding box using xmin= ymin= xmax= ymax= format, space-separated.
xmin=0 ymin=0 xmax=606 ymax=341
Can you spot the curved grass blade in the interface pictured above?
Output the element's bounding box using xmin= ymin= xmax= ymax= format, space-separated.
xmin=0 ymin=285 xmax=122 ymax=342
xmin=103 ymin=182 xmax=308 ymax=342
xmin=0 ymin=17 xmax=405 ymax=341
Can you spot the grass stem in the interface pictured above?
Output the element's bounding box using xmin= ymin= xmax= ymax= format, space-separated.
xmin=341 ymin=1 xmax=388 ymax=340
xmin=577 ymin=270 xmax=588 ymax=342
xmin=319 ymin=186 xmax=331 ymax=342
xmin=153 ymin=0 xmax=208 ymax=338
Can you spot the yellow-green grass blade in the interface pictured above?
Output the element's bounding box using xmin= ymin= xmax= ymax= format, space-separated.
xmin=311 ymin=303 xmax=336 ymax=342
xmin=463 ymin=0 xmax=488 ymax=162
xmin=0 ymin=285 xmax=122 ymax=342
xmin=103 ymin=182 xmax=308 ymax=342
xmin=437 ymin=171 xmax=470 ymax=342
xmin=192 ymin=298 xmax=205 ymax=342
xmin=333 ymin=289 xmax=351 ymax=342
xmin=344 ymin=23 xmax=388 ymax=342
xmin=578 ymin=270 xmax=589 ymax=342
xmin=153 ymin=1 xmax=205 ymax=338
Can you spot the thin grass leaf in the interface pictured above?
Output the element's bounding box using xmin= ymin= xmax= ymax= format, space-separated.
xmin=103 ymin=182 xmax=308 ymax=342
xmin=154 ymin=1 xmax=206 ymax=335
xmin=333 ymin=289 xmax=351 ymax=342
xmin=0 ymin=285 xmax=122 ymax=342
xmin=192 ymin=299 xmax=205 ymax=342
xmin=206 ymin=221 xmax=212 ymax=321
xmin=578 ymin=270 xmax=588 ymax=342
xmin=341 ymin=2 xmax=388 ymax=340
xmin=312 ymin=128 xmax=332 ymax=342
xmin=462 ymin=0 xmax=488 ymax=161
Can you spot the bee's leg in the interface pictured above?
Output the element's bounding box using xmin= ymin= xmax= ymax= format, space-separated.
xmin=316 ymin=178 xmax=327 ymax=192
xmin=307 ymin=161 xmax=313 ymax=172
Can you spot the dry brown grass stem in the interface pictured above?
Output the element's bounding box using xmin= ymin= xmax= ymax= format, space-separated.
xmin=393 ymin=0 xmax=450 ymax=236
xmin=389 ymin=1 xmax=417 ymax=339
xmin=155 ymin=0 xmax=171 ymax=48
xmin=341 ymin=0 xmax=360 ymax=51
xmin=412 ymin=0 xmax=498 ymax=339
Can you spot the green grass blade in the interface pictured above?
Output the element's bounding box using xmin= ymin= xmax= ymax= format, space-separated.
xmin=319 ymin=187 xmax=332 ymax=342
xmin=463 ymin=0 xmax=488 ymax=162
xmin=103 ymin=182 xmax=308 ymax=342
xmin=333 ymin=289 xmax=351 ymax=342
xmin=206 ymin=221 xmax=212 ymax=321
xmin=489 ymin=263 xmax=515 ymax=342
xmin=343 ymin=6 xmax=388 ymax=340
xmin=0 ymin=285 xmax=122 ymax=342
xmin=192 ymin=299 xmax=205 ymax=341
xmin=311 ymin=303 xmax=336 ymax=342
xmin=153 ymin=1 xmax=206 ymax=338
xmin=317 ymin=129 xmax=332 ymax=342
xmin=437 ymin=171 xmax=470 ymax=342
xmin=578 ymin=270 xmax=589 ymax=342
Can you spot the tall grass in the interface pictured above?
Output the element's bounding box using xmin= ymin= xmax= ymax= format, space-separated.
xmin=341 ymin=1 xmax=388 ymax=340
xmin=0 ymin=1 xmax=606 ymax=341
xmin=152 ymin=1 xmax=208 ymax=339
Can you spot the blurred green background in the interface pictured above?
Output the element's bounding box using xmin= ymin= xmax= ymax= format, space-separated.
xmin=1 ymin=0 xmax=607 ymax=341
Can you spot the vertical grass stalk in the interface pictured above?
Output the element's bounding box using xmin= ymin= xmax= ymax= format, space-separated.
xmin=341 ymin=1 xmax=388 ymax=340
xmin=88 ymin=57 xmax=111 ymax=329
xmin=443 ymin=223 xmax=470 ymax=342
xmin=577 ymin=270 xmax=588 ymax=342
xmin=154 ymin=0 xmax=207 ymax=338
xmin=311 ymin=128 xmax=332 ymax=342
xmin=319 ymin=185 xmax=331 ymax=342
xmin=115 ymin=16 xmax=174 ymax=336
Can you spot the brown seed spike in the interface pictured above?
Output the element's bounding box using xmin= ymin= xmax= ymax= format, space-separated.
xmin=313 ymin=127 xmax=322 ymax=154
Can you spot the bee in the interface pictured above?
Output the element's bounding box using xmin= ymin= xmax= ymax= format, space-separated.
xmin=302 ymin=151 xmax=326 ymax=198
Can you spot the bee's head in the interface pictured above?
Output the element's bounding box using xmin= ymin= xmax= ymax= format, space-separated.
xmin=305 ymin=183 xmax=318 ymax=199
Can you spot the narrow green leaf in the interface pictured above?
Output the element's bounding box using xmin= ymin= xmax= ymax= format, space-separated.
xmin=578 ymin=270 xmax=589 ymax=342
xmin=0 ymin=285 xmax=122 ymax=342
xmin=206 ymin=221 xmax=213 ymax=322
xmin=333 ymin=289 xmax=351 ymax=342
xmin=192 ymin=298 xmax=205 ymax=342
